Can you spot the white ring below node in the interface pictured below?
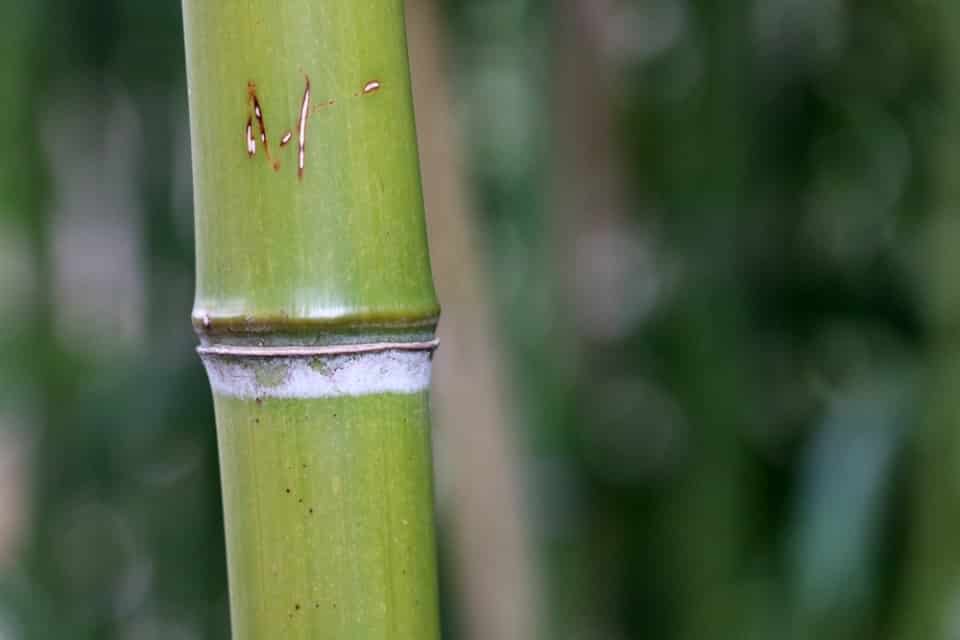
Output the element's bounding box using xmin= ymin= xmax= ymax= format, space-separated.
xmin=199 ymin=341 xmax=437 ymax=399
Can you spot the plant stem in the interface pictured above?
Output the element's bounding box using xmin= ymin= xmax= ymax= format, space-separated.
xmin=181 ymin=1 xmax=442 ymax=637
xmin=894 ymin=4 xmax=960 ymax=639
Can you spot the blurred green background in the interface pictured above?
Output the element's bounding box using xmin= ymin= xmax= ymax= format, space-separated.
xmin=2 ymin=0 xmax=959 ymax=638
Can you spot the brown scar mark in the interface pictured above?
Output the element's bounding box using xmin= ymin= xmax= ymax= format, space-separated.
xmin=243 ymin=75 xmax=380 ymax=173
xmin=311 ymin=98 xmax=336 ymax=114
xmin=245 ymin=117 xmax=256 ymax=157
xmin=297 ymin=75 xmax=311 ymax=180
xmin=248 ymin=82 xmax=276 ymax=168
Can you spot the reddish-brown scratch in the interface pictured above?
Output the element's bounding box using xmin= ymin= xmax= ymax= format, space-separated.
xmin=248 ymin=82 xmax=275 ymax=166
xmin=311 ymin=98 xmax=336 ymax=114
xmin=297 ymin=75 xmax=311 ymax=180
xmin=243 ymin=76 xmax=383 ymax=173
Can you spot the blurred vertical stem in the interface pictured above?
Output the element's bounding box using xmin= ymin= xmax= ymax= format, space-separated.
xmin=2 ymin=1 xmax=48 ymax=632
xmin=407 ymin=0 xmax=542 ymax=638
xmin=660 ymin=2 xmax=753 ymax=638
xmin=895 ymin=4 xmax=960 ymax=639
xmin=181 ymin=1 xmax=442 ymax=638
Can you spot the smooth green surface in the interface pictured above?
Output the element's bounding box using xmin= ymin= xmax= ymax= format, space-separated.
xmin=213 ymin=391 xmax=440 ymax=639
xmin=182 ymin=2 xmax=442 ymax=637
xmin=183 ymin=0 xmax=438 ymax=330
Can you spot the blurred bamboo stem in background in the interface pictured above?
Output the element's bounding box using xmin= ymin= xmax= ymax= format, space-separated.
xmin=0 ymin=1 xmax=43 ymax=572
xmin=406 ymin=1 xmax=542 ymax=638
xmin=551 ymin=2 xmax=642 ymax=634
xmin=551 ymin=2 xmax=753 ymax=637
xmin=895 ymin=4 xmax=960 ymax=639
xmin=181 ymin=1 xmax=442 ymax=637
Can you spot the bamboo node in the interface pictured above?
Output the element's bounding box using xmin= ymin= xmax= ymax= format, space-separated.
xmin=196 ymin=339 xmax=439 ymax=358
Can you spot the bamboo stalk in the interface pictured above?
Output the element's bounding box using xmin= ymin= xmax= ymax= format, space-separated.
xmin=180 ymin=1 xmax=442 ymax=637
xmin=406 ymin=1 xmax=542 ymax=637
xmin=894 ymin=4 xmax=960 ymax=639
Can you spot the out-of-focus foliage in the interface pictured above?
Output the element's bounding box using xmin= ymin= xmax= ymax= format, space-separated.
xmin=441 ymin=1 xmax=948 ymax=639
xmin=0 ymin=0 xmax=956 ymax=639
xmin=0 ymin=1 xmax=226 ymax=638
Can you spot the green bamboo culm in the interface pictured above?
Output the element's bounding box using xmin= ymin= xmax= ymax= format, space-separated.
xmin=180 ymin=1 xmax=442 ymax=638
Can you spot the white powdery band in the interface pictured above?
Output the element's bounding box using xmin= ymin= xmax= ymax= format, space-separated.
xmin=200 ymin=348 xmax=434 ymax=400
